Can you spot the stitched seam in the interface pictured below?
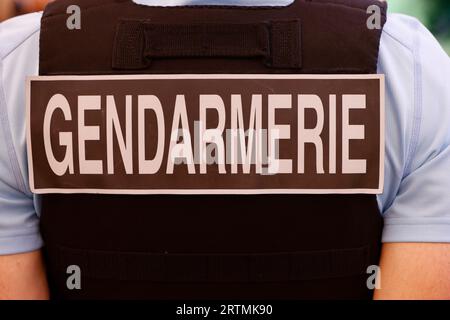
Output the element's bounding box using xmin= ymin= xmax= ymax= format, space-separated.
xmin=0 ymin=61 xmax=27 ymax=194
xmin=131 ymin=0 xmax=387 ymax=12
xmin=2 ymin=29 xmax=40 ymax=60
xmin=0 ymin=229 xmax=41 ymax=239
xmin=0 ymin=13 xmax=41 ymax=59
xmin=382 ymin=28 xmax=413 ymax=52
xmin=384 ymin=217 xmax=450 ymax=225
xmin=385 ymin=222 xmax=450 ymax=226
xmin=381 ymin=24 xmax=423 ymax=178
xmin=42 ymin=2 xmax=287 ymax=18
xmin=53 ymin=242 xmax=372 ymax=256
xmin=404 ymin=20 xmax=423 ymax=177
xmin=42 ymin=0 xmax=386 ymax=19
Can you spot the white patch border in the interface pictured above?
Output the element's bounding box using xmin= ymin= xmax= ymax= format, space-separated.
xmin=26 ymin=74 xmax=385 ymax=195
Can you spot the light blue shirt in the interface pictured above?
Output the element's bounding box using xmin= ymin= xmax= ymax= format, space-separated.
xmin=0 ymin=0 xmax=450 ymax=255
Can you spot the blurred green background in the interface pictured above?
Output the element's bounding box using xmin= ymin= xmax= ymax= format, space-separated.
xmin=389 ymin=0 xmax=450 ymax=54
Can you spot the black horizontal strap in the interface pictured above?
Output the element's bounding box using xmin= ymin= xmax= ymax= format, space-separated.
xmin=145 ymin=23 xmax=269 ymax=59
xmin=112 ymin=19 xmax=302 ymax=70
xmin=52 ymin=244 xmax=371 ymax=283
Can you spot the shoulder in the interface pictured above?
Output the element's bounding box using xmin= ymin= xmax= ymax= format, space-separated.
xmin=0 ymin=13 xmax=41 ymax=198
xmin=0 ymin=12 xmax=42 ymax=60
xmin=377 ymin=13 xmax=450 ymax=213
xmin=0 ymin=13 xmax=43 ymax=254
xmin=377 ymin=15 xmax=450 ymax=242
xmin=379 ymin=13 xmax=450 ymax=178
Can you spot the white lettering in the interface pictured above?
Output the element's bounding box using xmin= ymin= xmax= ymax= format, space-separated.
xmin=43 ymin=94 xmax=74 ymax=176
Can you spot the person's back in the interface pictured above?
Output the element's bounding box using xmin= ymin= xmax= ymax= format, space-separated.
xmin=0 ymin=0 xmax=450 ymax=299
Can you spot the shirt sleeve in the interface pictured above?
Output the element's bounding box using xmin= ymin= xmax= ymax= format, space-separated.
xmin=0 ymin=14 xmax=43 ymax=255
xmin=380 ymin=15 xmax=450 ymax=243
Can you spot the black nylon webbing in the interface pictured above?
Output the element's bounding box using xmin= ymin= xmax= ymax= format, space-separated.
xmin=112 ymin=20 xmax=302 ymax=70
xmin=51 ymin=244 xmax=371 ymax=283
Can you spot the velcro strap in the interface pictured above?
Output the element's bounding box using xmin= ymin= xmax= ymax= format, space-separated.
xmin=51 ymin=244 xmax=371 ymax=283
xmin=112 ymin=19 xmax=302 ymax=70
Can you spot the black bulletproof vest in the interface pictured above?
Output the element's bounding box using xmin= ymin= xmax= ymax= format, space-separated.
xmin=38 ymin=0 xmax=387 ymax=299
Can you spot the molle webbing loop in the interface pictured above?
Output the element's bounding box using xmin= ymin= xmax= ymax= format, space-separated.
xmin=112 ymin=20 xmax=302 ymax=70
xmin=51 ymin=243 xmax=373 ymax=282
